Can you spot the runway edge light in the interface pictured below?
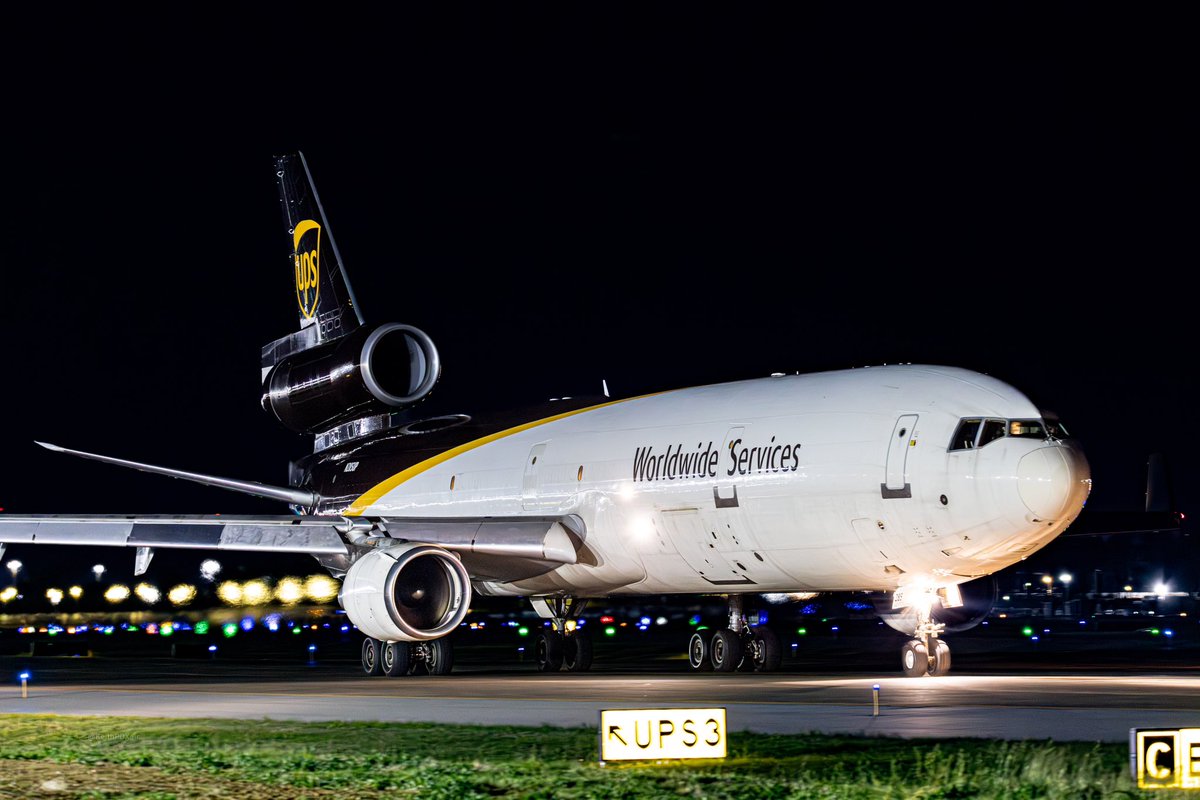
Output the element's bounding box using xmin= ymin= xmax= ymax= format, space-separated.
xmin=599 ymin=708 xmax=727 ymax=763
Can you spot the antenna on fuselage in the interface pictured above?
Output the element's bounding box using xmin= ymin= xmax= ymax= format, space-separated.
xmin=602 ymin=379 xmax=610 ymax=398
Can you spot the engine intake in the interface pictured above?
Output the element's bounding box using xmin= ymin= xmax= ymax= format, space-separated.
xmin=262 ymin=323 xmax=440 ymax=434
xmin=339 ymin=544 xmax=471 ymax=642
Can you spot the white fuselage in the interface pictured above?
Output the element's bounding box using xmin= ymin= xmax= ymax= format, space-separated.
xmin=348 ymin=365 xmax=1091 ymax=599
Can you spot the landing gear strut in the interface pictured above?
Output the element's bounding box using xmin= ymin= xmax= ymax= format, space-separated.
xmin=530 ymin=597 xmax=592 ymax=672
xmin=900 ymin=593 xmax=951 ymax=677
xmin=686 ymin=594 xmax=782 ymax=673
xmin=361 ymin=636 xmax=454 ymax=676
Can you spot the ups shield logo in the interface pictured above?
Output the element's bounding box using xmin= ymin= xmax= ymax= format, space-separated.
xmin=293 ymin=219 xmax=321 ymax=319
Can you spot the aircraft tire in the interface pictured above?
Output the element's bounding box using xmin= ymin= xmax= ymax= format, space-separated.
xmin=710 ymin=628 xmax=742 ymax=672
xmin=901 ymin=639 xmax=929 ymax=677
xmin=361 ymin=637 xmax=384 ymax=676
xmin=929 ymin=640 xmax=951 ymax=677
xmin=536 ymin=630 xmax=564 ymax=672
xmin=750 ymin=627 xmax=782 ymax=672
xmin=563 ymin=630 xmax=593 ymax=672
xmin=688 ymin=632 xmax=713 ymax=671
xmin=424 ymin=638 xmax=454 ymax=675
xmin=382 ymin=641 xmax=411 ymax=677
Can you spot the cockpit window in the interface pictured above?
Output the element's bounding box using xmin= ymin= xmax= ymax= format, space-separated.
xmin=1009 ymin=419 xmax=1046 ymax=438
xmin=950 ymin=415 xmax=1071 ymax=451
xmin=979 ymin=419 xmax=1007 ymax=447
xmin=949 ymin=418 xmax=982 ymax=451
xmin=1046 ymin=419 xmax=1071 ymax=439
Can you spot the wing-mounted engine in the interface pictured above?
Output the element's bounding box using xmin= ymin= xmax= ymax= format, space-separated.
xmin=262 ymin=323 xmax=440 ymax=434
xmin=340 ymin=543 xmax=471 ymax=642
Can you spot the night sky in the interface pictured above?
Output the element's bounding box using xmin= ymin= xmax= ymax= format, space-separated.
xmin=0 ymin=13 xmax=1193 ymax=591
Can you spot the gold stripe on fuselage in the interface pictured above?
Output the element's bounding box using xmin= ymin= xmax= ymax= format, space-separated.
xmin=343 ymin=394 xmax=658 ymax=515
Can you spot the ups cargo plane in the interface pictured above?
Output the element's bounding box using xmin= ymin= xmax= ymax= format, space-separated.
xmin=0 ymin=154 xmax=1092 ymax=677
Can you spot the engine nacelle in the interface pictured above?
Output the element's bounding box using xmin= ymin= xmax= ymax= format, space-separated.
xmin=339 ymin=544 xmax=471 ymax=642
xmin=262 ymin=323 xmax=440 ymax=434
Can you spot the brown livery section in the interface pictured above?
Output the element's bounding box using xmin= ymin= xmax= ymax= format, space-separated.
xmin=301 ymin=396 xmax=614 ymax=513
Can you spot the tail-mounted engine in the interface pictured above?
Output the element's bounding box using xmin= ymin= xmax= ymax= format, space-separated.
xmin=339 ymin=544 xmax=471 ymax=642
xmin=262 ymin=323 xmax=440 ymax=434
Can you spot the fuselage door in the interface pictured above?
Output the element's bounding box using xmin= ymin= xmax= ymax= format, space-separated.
xmin=883 ymin=414 xmax=918 ymax=499
xmin=715 ymin=426 xmax=745 ymax=507
xmin=521 ymin=443 xmax=548 ymax=510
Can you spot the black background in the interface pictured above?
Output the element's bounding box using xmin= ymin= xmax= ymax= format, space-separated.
xmin=0 ymin=11 xmax=1193 ymax=587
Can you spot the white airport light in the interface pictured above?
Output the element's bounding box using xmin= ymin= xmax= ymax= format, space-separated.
xmin=168 ymin=584 xmax=197 ymax=605
xmin=92 ymin=564 xmax=106 ymax=581
xmin=216 ymin=581 xmax=243 ymax=605
xmin=0 ymin=586 xmax=17 ymax=603
xmin=45 ymin=588 xmax=63 ymax=606
xmin=304 ymin=575 xmax=339 ymax=603
xmin=134 ymin=583 xmax=161 ymax=605
xmin=200 ymin=559 xmax=222 ymax=581
xmin=241 ymin=580 xmax=270 ymax=605
xmin=1154 ymin=582 xmax=1169 ymax=597
xmin=1058 ymin=573 xmax=1072 ymax=585
xmin=68 ymin=586 xmax=82 ymax=599
xmin=104 ymin=584 xmax=130 ymax=603
xmin=274 ymin=577 xmax=304 ymax=605
xmin=6 ymin=560 xmax=22 ymax=582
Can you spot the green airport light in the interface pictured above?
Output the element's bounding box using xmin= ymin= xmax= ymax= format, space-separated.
xmin=1022 ymin=627 xmax=1034 ymax=637
xmin=222 ymin=623 xmax=237 ymax=638
xmin=517 ymin=627 xmax=529 ymax=637
xmin=194 ymin=621 xmax=210 ymax=635
xmin=605 ymin=627 xmax=616 ymax=637
xmin=797 ymin=628 xmax=807 ymax=636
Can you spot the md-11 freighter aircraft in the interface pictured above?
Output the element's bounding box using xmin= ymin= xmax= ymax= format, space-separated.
xmin=0 ymin=154 xmax=1092 ymax=678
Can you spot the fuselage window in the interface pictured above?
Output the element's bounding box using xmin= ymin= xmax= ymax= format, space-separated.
xmin=949 ymin=418 xmax=982 ymax=451
xmin=979 ymin=419 xmax=1007 ymax=447
xmin=1009 ymin=419 xmax=1047 ymax=438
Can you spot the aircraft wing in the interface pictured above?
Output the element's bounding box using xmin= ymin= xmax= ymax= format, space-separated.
xmin=0 ymin=514 xmax=581 ymax=582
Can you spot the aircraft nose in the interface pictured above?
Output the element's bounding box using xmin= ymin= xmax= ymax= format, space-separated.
xmin=1016 ymin=444 xmax=1092 ymax=520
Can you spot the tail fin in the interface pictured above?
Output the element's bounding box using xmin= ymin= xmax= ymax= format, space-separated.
xmin=262 ymin=153 xmax=365 ymax=372
xmin=275 ymin=152 xmax=364 ymax=338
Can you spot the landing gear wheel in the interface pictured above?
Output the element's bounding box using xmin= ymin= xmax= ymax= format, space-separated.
xmin=901 ymin=639 xmax=929 ymax=677
xmin=361 ymin=637 xmax=383 ymax=676
xmin=749 ymin=627 xmax=782 ymax=672
xmin=928 ymin=640 xmax=951 ymax=677
xmin=536 ymin=630 xmax=564 ymax=672
xmin=382 ymin=641 xmax=411 ymax=677
xmin=563 ymin=631 xmax=593 ymax=672
xmin=422 ymin=638 xmax=454 ymax=675
xmin=688 ymin=632 xmax=713 ymax=671
xmin=710 ymin=628 xmax=743 ymax=672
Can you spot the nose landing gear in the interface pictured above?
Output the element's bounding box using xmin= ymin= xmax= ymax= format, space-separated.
xmin=686 ymin=594 xmax=782 ymax=673
xmin=900 ymin=591 xmax=952 ymax=677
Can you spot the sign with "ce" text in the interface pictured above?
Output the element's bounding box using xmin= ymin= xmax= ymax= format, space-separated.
xmin=600 ymin=708 xmax=727 ymax=761
xmin=1132 ymin=728 xmax=1200 ymax=789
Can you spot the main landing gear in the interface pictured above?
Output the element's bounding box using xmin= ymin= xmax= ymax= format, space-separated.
xmin=361 ymin=636 xmax=454 ymax=677
xmin=530 ymin=596 xmax=593 ymax=673
xmin=687 ymin=594 xmax=782 ymax=673
xmin=900 ymin=595 xmax=951 ymax=678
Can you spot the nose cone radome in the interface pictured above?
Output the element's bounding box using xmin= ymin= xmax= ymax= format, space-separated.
xmin=1017 ymin=445 xmax=1091 ymax=520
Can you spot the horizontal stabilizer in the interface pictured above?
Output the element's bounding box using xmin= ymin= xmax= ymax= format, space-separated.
xmin=35 ymin=442 xmax=321 ymax=508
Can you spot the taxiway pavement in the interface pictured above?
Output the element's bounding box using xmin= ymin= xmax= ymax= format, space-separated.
xmin=2 ymin=659 xmax=1197 ymax=742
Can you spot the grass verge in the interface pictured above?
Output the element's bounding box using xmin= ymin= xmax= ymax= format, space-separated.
xmin=0 ymin=714 xmax=1170 ymax=799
